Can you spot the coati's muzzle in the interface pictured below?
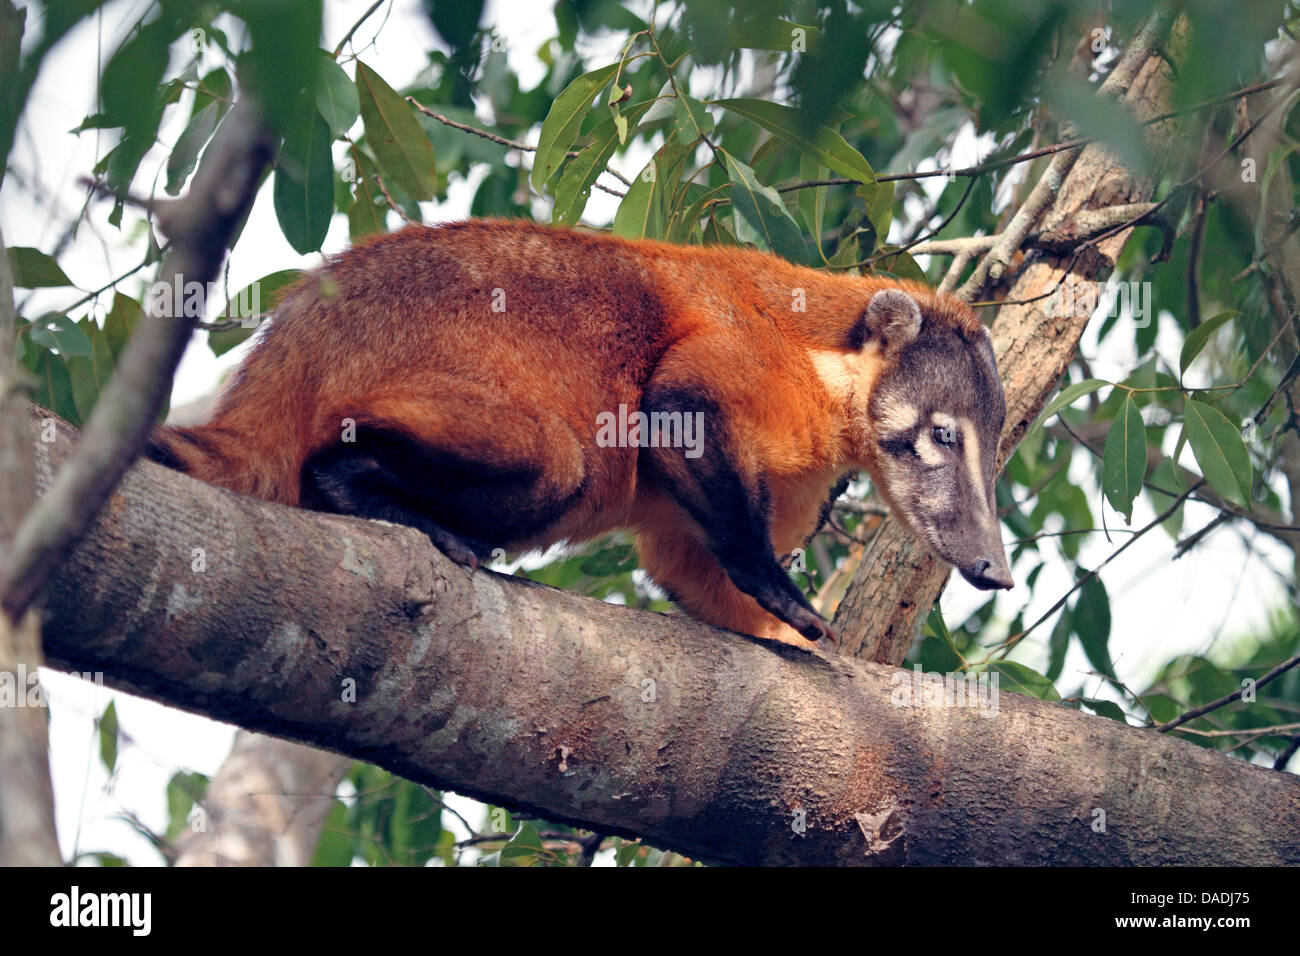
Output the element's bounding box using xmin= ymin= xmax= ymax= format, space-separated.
xmin=949 ymin=532 xmax=1015 ymax=591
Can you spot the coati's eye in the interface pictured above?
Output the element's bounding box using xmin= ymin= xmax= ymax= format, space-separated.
xmin=933 ymin=425 xmax=956 ymax=447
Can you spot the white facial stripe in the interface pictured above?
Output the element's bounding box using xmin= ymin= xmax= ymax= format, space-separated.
xmin=956 ymin=414 xmax=993 ymax=526
xmin=916 ymin=437 xmax=945 ymax=466
xmin=875 ymin=396 xmax=921 ymax=436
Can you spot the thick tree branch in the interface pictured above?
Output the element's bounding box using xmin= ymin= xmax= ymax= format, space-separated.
xmin=30 ymin=409 xmax=1300 ymax=866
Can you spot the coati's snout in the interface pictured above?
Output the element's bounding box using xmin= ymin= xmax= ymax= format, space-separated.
xmin=861 ymin=289 xmax=1014 ymax=592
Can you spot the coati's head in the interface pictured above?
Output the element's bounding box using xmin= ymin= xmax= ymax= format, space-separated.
xmin=849 ymin=287 xmax=1013 ymax=591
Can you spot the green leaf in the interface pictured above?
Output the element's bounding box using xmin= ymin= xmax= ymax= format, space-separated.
xmin=858 ymin=179 xmax=895 ymax=247
xmin=100 ymin=20 xmax=168 ymax=138
xmin=8 ymin=247 xmax=73 ymax=287
xmin=530 ymin=62 xmax=620 ymax=194
xmin=347 ymin=148 xmax=387 ymax=240
xmin=499 ymin=822 xmax=552 ymax=867
xmin=712 ymin=98 xmax=874 ymax=184
xmin=579 ymin=544 xmax=638 ymax=576
xmin=1179 ymin=310 xmax=1241 ymax=377
xmin=98 ymin=701 xmax=119 ymax=774
xmin=241 ymin=2 xmax=324 ymax=140
xmin=1102 ymin=394 xmax=1145 ymax=523
xmin=192 ymin=68 xmax=233 ymax=117
xmin=1028 ymin=378 xmax=1110 ymax=439
xmin=614 ymin=839 xmax=641 ymax=867
xmin=984 ymin=662 xmax=1060 ymax=701
xmin=1146 ymin=457 xmax=1186 ymax=538
xmin=1047 ymin=75 xmax=1152 ymax=179
xmin=103 ymin=294 xmax=143 ymax=359
xmin=798 ymin=153 xmax=828 ymax=261
xmin=356 ymin=61 xmax=437 ymax=201
xmin=165 ymin=100 xmax=224 ymax=196
xmin=731 ymin=18 xmax=825 ymax=55
xmin=209 ymin=269 xmax=304 ymax=356
xmin=68 ymin=323 xmax=114 ymax=420
xmin=165 ymin=771 xmax=209 ymax=841
xmin=673 ymin=92 xmax=714 ymax=143
xmin=1074 ymin=575 xmax=1114 ymax=680
xmin=1045 ymin=607 xmax=1071 ymax=682
xmin=315 ymin=54 xmax=360 ymax=137
xmin=613 ymin=156 xmax=667 ymax=240
xmin=274 ymin=111 xmax=335 ymax=254
xmin=1079 ymin=697 xmax=1128 ymax=723
xmin=703 ymin=211 xmax=739 ymax=246
xmin=721 ymin=150 xmax=809 ymax=264
xmin=26 ymin=314 xmax=92 ymax=359
xmin=668 ymin=183 xmax=725 ymax=243
xmin=873 ymin=247 xmax=926 ymax=282
xmin=1184 ymin=398 xmax=1252 ymax=507
xmin=552 ymin=101 xmax=651 ymax=226
xmin=311 ymin=800 xmax=354 ymax=866
xmin=28 ymin=350 xmax=79 ymax=424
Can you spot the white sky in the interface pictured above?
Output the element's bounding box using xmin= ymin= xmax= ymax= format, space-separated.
xmin=3 ymin=0 xmax=1294 ymax=866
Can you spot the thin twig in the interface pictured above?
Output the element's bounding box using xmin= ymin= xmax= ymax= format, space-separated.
xmin=407 ymin=97 xmax=632 ymax=192
xmin=1156 ymin=652 xmax=1300 ymax=733
xmin=332 ymin=0 xmax=387 ymax=58
xmin=370 ymin=172 xmax=418 ymax=226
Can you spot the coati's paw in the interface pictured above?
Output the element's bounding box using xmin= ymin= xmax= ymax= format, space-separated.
xmin=424 ymin=526 xmax=483 ymax=571
xmin=789 ymin=607 xmax=838 ymax=645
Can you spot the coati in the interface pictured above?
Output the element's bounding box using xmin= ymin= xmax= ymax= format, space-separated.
xmin=147 ymin=219 xmax=1012 ymax=645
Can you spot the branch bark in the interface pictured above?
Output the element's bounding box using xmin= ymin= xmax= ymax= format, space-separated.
xmin=30 ymin=408 xmax=1300 ymax=866
xmin=836 ymin=12 xmax=1185 ymax=664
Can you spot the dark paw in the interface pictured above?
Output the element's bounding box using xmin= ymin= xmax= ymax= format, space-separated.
xmin=791 ymin=608 xmax=838 ymax=645
xmin=426 ymin=527 xmax=482 ymax=570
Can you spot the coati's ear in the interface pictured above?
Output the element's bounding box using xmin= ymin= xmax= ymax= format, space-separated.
xmin=863 ymin=289 xmax=922 ymax=351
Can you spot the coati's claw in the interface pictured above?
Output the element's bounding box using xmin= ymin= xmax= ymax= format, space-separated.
xmin=792 ymin=609 xmax=837 ymax=645
xmin=426 ymin=527 xmax=482 ymax=571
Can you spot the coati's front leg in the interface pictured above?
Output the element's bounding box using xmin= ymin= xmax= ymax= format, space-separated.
xmin=636 ymin=497 xmax=813 ymax=645
xmin=636 ymin=381 xmax=835 ymax=644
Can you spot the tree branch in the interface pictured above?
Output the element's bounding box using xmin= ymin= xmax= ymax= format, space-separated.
xmin=29 ymin=408 xmax=1300 ymax=865
xmin=173 ymin=731 xmax=351 ymax=867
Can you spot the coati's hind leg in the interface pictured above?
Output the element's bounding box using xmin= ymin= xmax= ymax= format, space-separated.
xmin=301 ymin=389 xmax=586 ymax=567
xmin=303 ymin=441 xmax=491 ymax=568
